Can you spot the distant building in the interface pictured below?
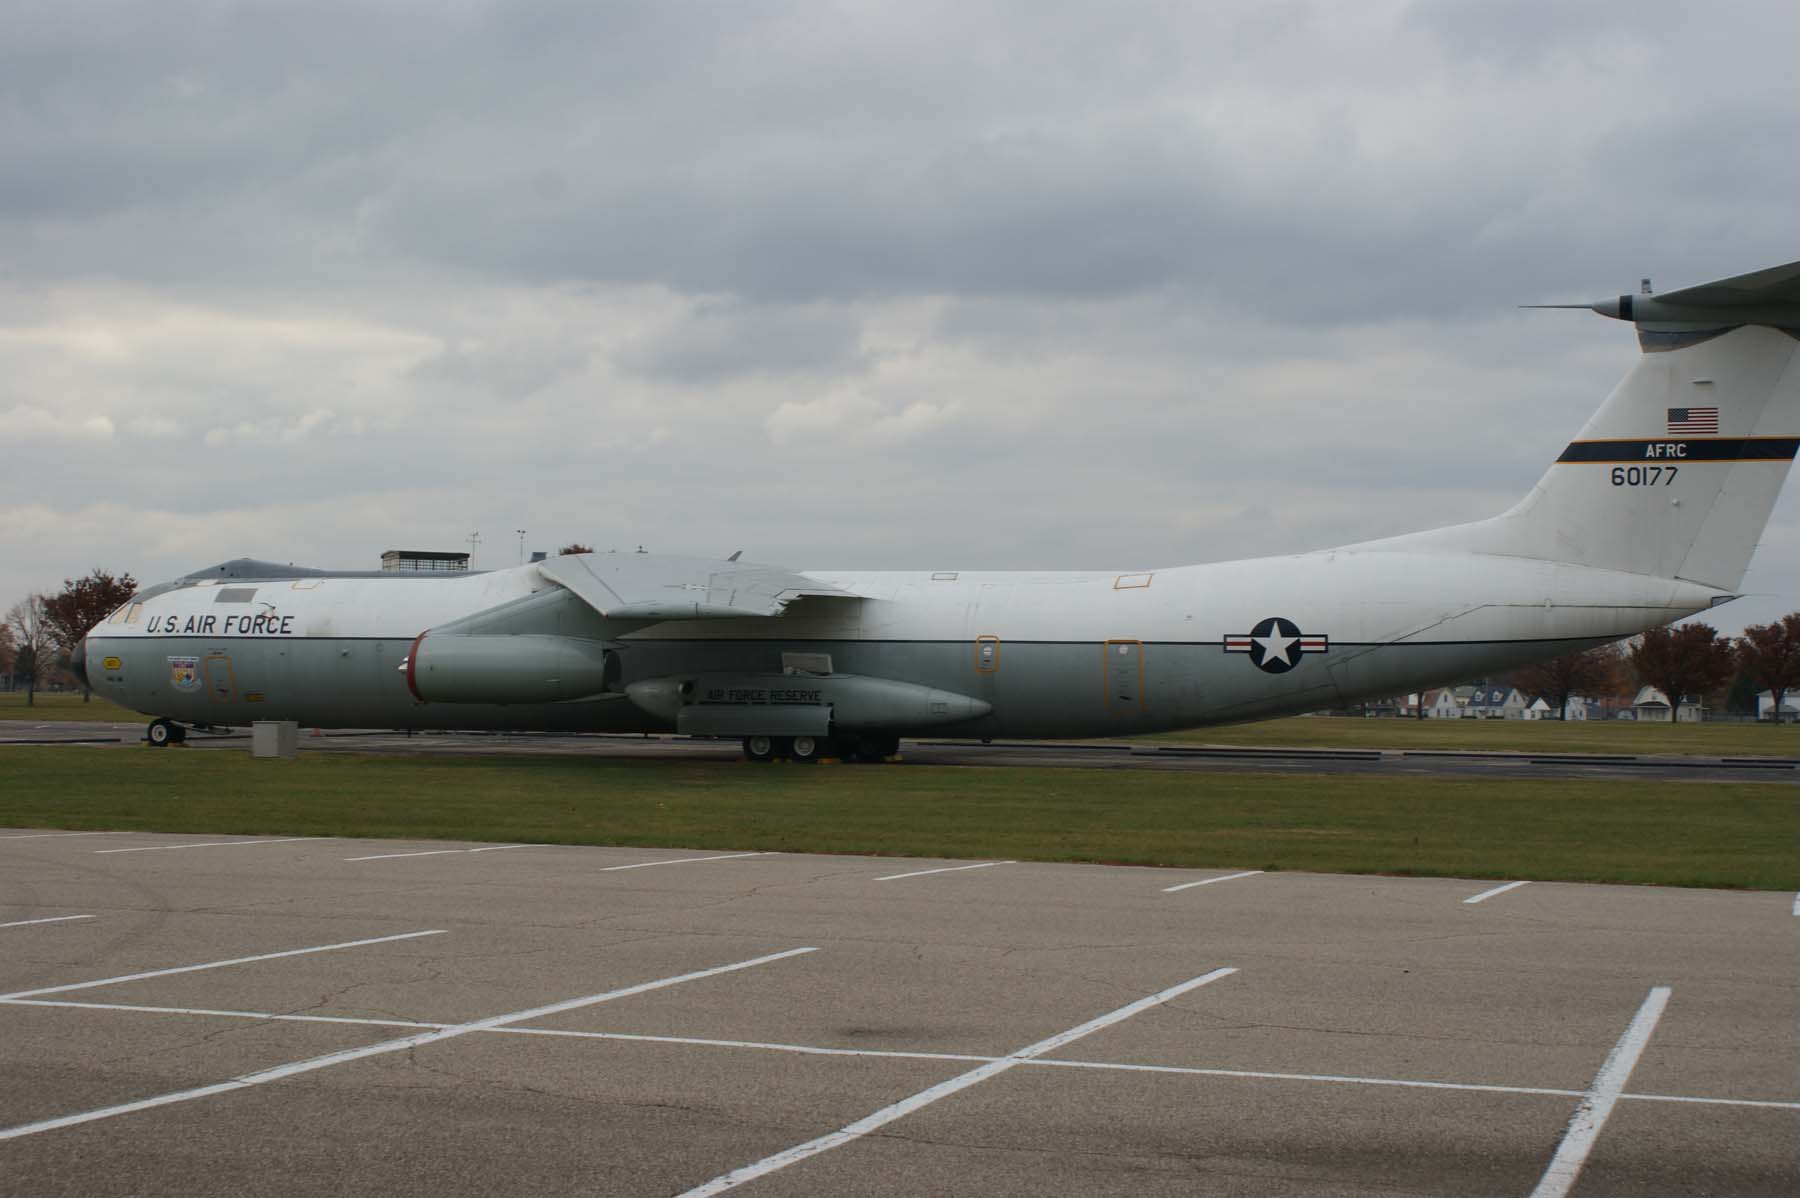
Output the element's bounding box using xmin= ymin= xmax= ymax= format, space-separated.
xmin=380 ymin=550 xmax=470 ymax=573
xmin=1631 ymin=685 xmax=1705 ymax=722
xmin=1422 ymin=688 xmax=1463 ymax=719
xmin=1465 ymin=685 xmax=1529 ymax=719
xmin=1756 ymin=691 xmax=1800 ymax=722
xmin=1523 ymin=694 xmax=1603 ymax=720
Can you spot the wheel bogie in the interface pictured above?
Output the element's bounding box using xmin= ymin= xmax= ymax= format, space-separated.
xmin=738 ymin=731 xmax=900 ymax=763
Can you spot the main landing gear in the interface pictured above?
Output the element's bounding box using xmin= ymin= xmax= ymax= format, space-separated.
xmin=741 ymin=733 xmax=900 ymax=764
xmin=146 ymin=718 xmax=188 ymax=747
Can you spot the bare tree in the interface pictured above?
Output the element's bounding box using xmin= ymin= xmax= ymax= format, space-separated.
xmin=5 ymin=595 xmax=52 ymax=707
xmin=557 ymin=543 xmax=595 ymax=555
xmin=43 ymin=569 xmax=137 ymax=702
xmin=1627 ymin=623 xmax=1736 ymax=722
xmin=0 ymin=622 xmax=15 ymax=687
xmin=1734 ymin=613 xmax=1800 ymax=724
xmin=1511 ymin=643 xmax=1625 ymax=720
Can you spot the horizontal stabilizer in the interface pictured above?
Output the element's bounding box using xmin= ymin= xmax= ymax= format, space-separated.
xmin=1654 ymin=258 xmax=1800 ymax=308
xmin=538 ymin=552 xmax=861 ymax=621
xmin=1560 ymin=258 xmax=1800 ymax=329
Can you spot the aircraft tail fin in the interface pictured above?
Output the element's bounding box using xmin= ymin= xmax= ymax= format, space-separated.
xmin=1363 ymin=260 xmax=1800 ymax=592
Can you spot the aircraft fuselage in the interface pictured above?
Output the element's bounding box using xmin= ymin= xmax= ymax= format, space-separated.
xmin=85 ymin=552 xmax=1721 ymax=739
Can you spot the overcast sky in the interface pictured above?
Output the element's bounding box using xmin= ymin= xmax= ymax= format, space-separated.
xmin=5 ymin=0 xmax=1800 ymax=633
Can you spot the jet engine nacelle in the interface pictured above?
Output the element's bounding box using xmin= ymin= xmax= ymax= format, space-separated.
xmin=403 ymin=632 xmax=617 ymax=704
xmin=624 ymin=671 xmax=992 ymax=736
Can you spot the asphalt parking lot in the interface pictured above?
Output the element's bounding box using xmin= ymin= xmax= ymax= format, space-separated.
xmin=2 ymin=829 xmax=1796 ymax=1196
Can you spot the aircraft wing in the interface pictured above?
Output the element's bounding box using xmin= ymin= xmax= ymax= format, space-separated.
xmin=536 ymin=552 xmax=861 ymax=620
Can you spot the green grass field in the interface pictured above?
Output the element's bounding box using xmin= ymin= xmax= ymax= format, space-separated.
xmin=0 ymin=691 xmax=141 ymax=723
xmin=4 ymin=746 xmax=1795 ymax=890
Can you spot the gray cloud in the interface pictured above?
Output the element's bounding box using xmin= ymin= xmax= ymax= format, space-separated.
xmin=616 ymin=301 xmax=866 ymax=383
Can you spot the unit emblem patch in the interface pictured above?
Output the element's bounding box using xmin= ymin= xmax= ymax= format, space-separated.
xmin=1223 ymin=617 xmax=1328 ymax=674
xmin=167 ymin=656 xmax=200 ymax=692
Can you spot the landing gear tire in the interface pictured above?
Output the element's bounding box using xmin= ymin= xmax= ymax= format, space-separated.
xmin=789 ymin=735 xmax=821 ymax=763
xmin=743 ymin=735 xmax=776 ymax=763
xmin=147 ymin=718 xmax=179 ymax=748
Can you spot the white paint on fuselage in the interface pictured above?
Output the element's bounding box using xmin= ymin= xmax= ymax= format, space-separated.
xmin=99 ymin=553 xmax=1716 ymax=649
xmin=88 ymin=549 xmax=1724 ymax=737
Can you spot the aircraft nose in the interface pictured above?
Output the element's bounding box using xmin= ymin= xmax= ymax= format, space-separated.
xmin=70 ymin=637 xmax=89 ymax=689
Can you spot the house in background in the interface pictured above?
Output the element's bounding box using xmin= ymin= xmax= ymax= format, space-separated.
xmin=1756 ymin=691 xmax=1800 ymax=722
xmin=1631 ymin=685 xmax=1705 ymax=722
xmin=1465 ymin=686 xmax=1529 ymax=719
xmin=1421 ymin=688 xmax=1463 ymax=718
xmin=1522 ymin=694 xmax=1604 ymax=720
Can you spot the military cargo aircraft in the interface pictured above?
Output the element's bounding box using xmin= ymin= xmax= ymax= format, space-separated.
xmin=80 ymin=259 xmax=1800 ymax=760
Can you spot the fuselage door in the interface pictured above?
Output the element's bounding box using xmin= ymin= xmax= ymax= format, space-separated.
xmin=1104 ymin=639 xmax=1144 ymax=713
xmin=203 ymin=652 xmax=235 ymax=703
xmin=975 ymin=635 xmax=1000 ymax=674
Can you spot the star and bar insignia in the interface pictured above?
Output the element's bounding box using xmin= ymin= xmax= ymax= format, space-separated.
xmin=1223 ymin=617 xmax=1328 ymax=674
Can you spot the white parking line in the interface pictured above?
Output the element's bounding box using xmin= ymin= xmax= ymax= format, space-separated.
xmin=13 ymin=988 xmax=1796 ymax=1113
xmin=497 ymin=1025 xmax=998 ymax=1063
xmin=0 ymin=929 xmax=447 ymax=1001
xmin=1793 ymin=891 xmax=1799 ymax=917
xmin=676 ymin=966 xmax=1237 ymax=1197
xmin=96 ymin=837 xmax=330 ymax=855
xmin=344 ymin=845 xmax=545 ymax=862
xmin=1529 ymin=986 xmax=1672 ymax=1198
xmin=0 ymin=915 xmax=95 ymax=930
xmin=598 ymin=852 xmax=773 ymax=872
xmin=875 ymin=861 xmax=1012 ymax=882
xmin=1162 ymin=870 xmax=1263 ymax=893
xmin=1 ymin=997 xmax=446 ymax=1029
xmin=1464 ymin=880 xmax=1532 ymax=905
xmin=0 ymin=946 xmax=817 ymax=1141
xmin=1623 ymin=1091 xmax=1800 ymax=1112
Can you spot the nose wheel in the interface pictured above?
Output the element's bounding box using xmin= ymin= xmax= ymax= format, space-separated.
xmin=146 ymin=718 xmax=187 ymax=747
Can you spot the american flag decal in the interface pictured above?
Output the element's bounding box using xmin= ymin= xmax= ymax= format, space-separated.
xmin=1667 ymin=406 xmax=1719 ymax=434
